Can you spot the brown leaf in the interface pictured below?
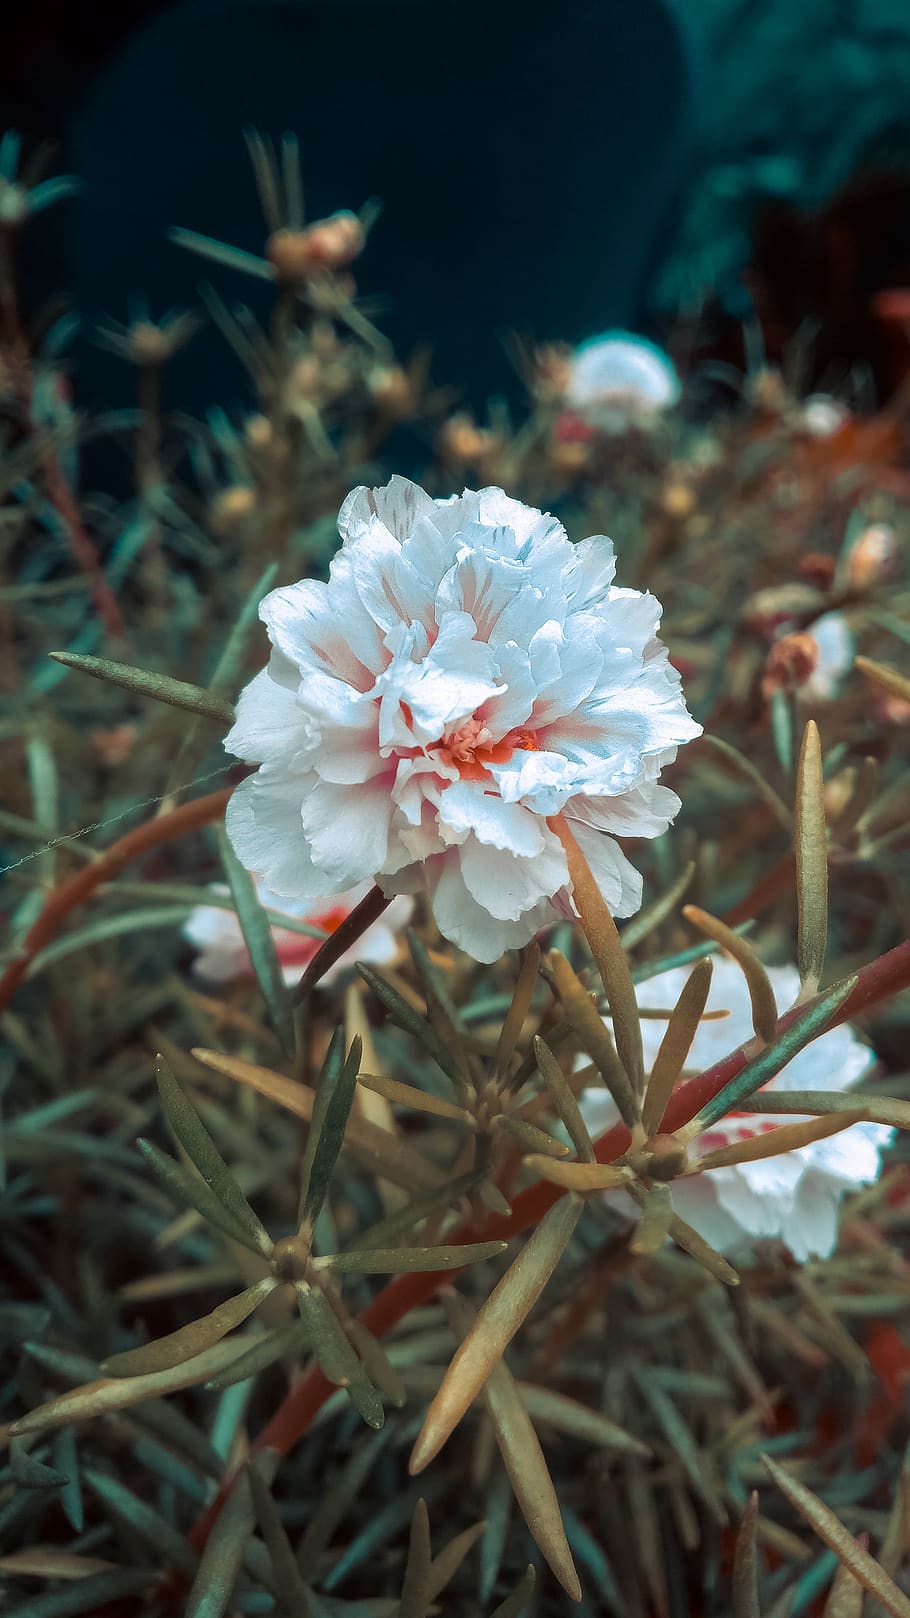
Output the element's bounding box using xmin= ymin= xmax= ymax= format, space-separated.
xmin=762 ymin=1455 xmax=910 ymax=1618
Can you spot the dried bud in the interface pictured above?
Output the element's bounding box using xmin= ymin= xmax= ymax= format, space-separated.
xmin=266 ymin=227 xmax=318 ymax=284
xmin=660 ymin=482 xmax=696 ymax=520
xmin=844 ymin=523 xmax=898 ymax=591
xmin=129 ymin=321 xmax=178 ymax=366
xmin=303 ymin=210 xmax=365 ymax=270
xmin=438 ymin=413 xmax=503 ymax=469
xmin=368 ymin=364 xmax=415 ymax=419
xmin=549 ymin=438 xmax=591 ymax=477
xmin=533 ymin=342 xmax=572 ymax=402
xmin=762 ymin=632 xmax=820 ymax=697
xmin=289 ymin=355 xmax=321 ymax=399
xmin=244 ymin=413 xmax=273 ymax=452
xmin=210 ymin=485 xmax=257 ymax=536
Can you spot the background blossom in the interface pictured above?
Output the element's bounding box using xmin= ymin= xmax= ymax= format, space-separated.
xmin=563 ymin=331 xmax=681 ymax=432
xmin=184 ymin=878 xmax=411 ymax=986
xmin=579 ymin=957 xmax=893 ymax=1261
xmin=224 ymin=478 xmax=701 ymax=962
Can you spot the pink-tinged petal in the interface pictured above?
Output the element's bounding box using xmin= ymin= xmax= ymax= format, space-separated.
xmin=429 ymin=853 xmax=557 ymax=962
xmin=782 ymin=1181 xmax=841 ymax=1261
xmin=225 ymin=768 xmax=331 ymax=900
xmin=481 ymin=643 xmax=536 ymax=737
xmin=529 ymin=621 xmax=603 ymax=726
xmin=459 ymin=831 xmax=568 ymax=922
xmin=435 ymin=551 xmax=545 ymax=644
xmin=438 ymin=781 xmax=544 ymax=856
xmin=565 ymin=534 xmax=616 ymax=607
xmin=262 ymin=577 xmax=382 ymax=689
xmin=568 ymin=822 xmax=643 ymax=918
xmin=568 ymin=781 xmax=681 ymax=839
xmin=299 ymin=778 xmax=394 ymax=887
xmin=338 ymin=475 xmax=440 ymax=545
xmin=183 ymin=889 xmax=248 ymax=983
xmin=224 ymin=656 xmax=314 ymax=765
xmin=376 ymin=612 xmax=500 ymax=741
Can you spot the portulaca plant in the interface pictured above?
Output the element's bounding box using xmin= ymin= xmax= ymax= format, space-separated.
xmin=224 ymin=478 xmax=701 ymax=962
xmin=579 ymin=957 xmax=894 ymax=1261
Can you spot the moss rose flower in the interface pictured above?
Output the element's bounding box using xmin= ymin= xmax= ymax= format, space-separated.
xmin=224 ymin=478 xmax=701 ymax=962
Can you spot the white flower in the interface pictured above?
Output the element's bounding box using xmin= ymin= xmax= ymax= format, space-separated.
xmin=803 ymin=612 xmax=855 ymax=701
xmin=224 ymin=478 xmax=701 ymax=963
xmin=579 ymin=958 xmax=892 ymax=1262
xmin=184 ymin=877 xmax=411 ymax=986
xmin=565 ymin=332 xmax=680 ymax=430
xmin=799 ymin=394 xmax=850 ymax=438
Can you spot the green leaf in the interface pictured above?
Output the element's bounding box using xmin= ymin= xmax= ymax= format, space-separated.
xmin=101 ymin=1277 xmax=275 ymax=1377
xmin=136 ymin=1136 xmax=269 ymax=1257
xmin=495 ymin=943 xmax=541 ymax=1084
xmin=247 ymin=1459 xmax=312 ymax=1617
xmin=634 ymin=1369 xmax=727 ymax=1522
xmin=15 ymin=1570 xmax=154 ymax=1618
xmin=216 ymin=824 xmax=296 ymax=1057
xmin=547 ymin=950 xmax=638 ymax=1129
xmin=533 ymin=1036 xmax=596 ymax=1161
xmin=630 ymin=1183 xmax=673 ymax=1255
xmin=641 ymin=957 xmax=713 ymax=1136
xmin=84 ymin=1467 xmax=199 ymax=1577
xmin=489 ymin=1567 xmax=537 ymax=1618
xmin=320 ymin=1240 xmax=506 ymax=1275
xmin=410 ymin=1194 xmax=583 ymax=1473
xmin=446 ymin=1292 xmax=580 ymax=1601
xmin=682 ymin=905 xmax=779 ymax=1043
xmin=185 ymin=1468 xmax=255 ymax=1618
xmin=733 ymin=1492 xmax=762 ymax=1618
xmin=298 ymin=1031 xmax=362 ymax=1231
xmin=795 ymin=720 xmax=828 ymax=999
xmin=740 ymin=1090 xmax=910 ymax=1130
xmin=297 ymin=1284 xmax=384 ymax=1428
xmin=399 ymin=1497 xmax=433 ymax=1618
xmin=762 ymin=1455 xmax=910 ymax=1618
xmin=47 ymin=651 xmax=236 ymax=722
xmin=204 ymin=1319 xmax=310 ymax=1390
xmin=518 ymin=1384 xmax=650 ymax=1456
xmin=356 ymin=963 xmax=457 ymax=1080
xmin=10 ymin=1436 xmax=68 ymax=1488
xmin=685 ymin=976 xmax=858 ymax=1133
xmin=620 ymin=859 xmax=698 ymax=951
xmin=156 ymin=1055 xmax=272 ymax=1256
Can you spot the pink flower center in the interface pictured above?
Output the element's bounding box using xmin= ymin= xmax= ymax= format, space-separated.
xmin=432 ymin=718 xmax=540 ymax=781
xmin=274 ymin=903 xmax=350 ymax=968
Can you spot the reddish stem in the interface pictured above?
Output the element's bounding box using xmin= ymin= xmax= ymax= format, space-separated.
xmin=180 ymin=934 xmax=910 ymax=1571
xmin=0 ymin=788 xmax=232 ymax=1014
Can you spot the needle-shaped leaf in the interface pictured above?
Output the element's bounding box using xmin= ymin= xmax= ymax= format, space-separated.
xmin=692 ymin=1113 xmax=856 ymax=1172
xmin=204 ymin=1319 xmax=311 ymax=1390
xmin=682 ymin=906 xmax=778 ymax=1043
xmin=533 ymin=1036 xmax=596 ymax=1162
xmin=490 ymin=1566 xmax=537 ymax=1618
xmin=191 ymin=1047 xmax=444 ymax=1193
xmin=47 ymin=651 xmax=236 ymax=723
xmin=740 ymin=1090 xmax=910 ymax=1128
xmin=642 ymin=957 xmax=714 ymax=1136
xmin=136 ymin=1138 xmax=266 ymax=1257
xmin=855 ymin=654 xmax=910 ymax=707
xmin=357 ymin=1070 xmax=474 ymax=1125
xmin=733 ymin=1492 xmax=761 ymax=1618
xmin=298 ymin=1031 xmax=362 ymax=1231
xmin=522 ymin=1154 xmax=630 ymax=1191
xmin=445 ymin=1292 xmax=581 ymax=1601
xmin=297 ymin=1284 xmax=384 ymax=1428
xmin=762 ymin=1455 xmax=910 ymax=1618
xmin=84 ymin=1469 xmax=199 ymax=1578
xmin=294 ymin=886 xmax=392 ymax=998
xmin=495 ymin=943 xmax=542 ymax=1084
xmin=410 ymin=1194 xmax=583 ymax=1473
xmin=494 ymin=1114 xmax=570 ymax=1157
xmin=683 ymin=976 xmax=857 ymax=1134
xmin=795 ymin=720 xmax=828 ymax=999
xmin=215 ymin=824 xmax=295 ymax=1057
xmin=550 ymin=814 xmax=645 ymax=1092
xmin=319 ymin=1240 xmax=506 ymax=1275
xmin=399 ymin=1497 xmax=433 ymax=1618
xmin=620 ymin=859 xmax=698 ymax=951
xmin=184 ymin=1466 xmax=255 ymax=1618
xmin=101 ymin=1277 xmax=276 ymax=1377
xmin=155 ymin=1056 xmax=272 ymax=1256
xmin=356 ymin=962 xmax=459 ymax=1080
xmin=547 ymin=950 xmax=638 ymax=1129
xmin=247 ymin=1459 xmax=312 ymax=1618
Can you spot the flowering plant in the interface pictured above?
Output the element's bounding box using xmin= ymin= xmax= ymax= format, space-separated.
xmin=224 ymin=478 xmax=701 ymax=962
xmin=579 ymin=957 xmax=893 ymax=1260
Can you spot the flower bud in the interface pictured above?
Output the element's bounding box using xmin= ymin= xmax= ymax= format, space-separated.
xmin=303 ymin=211 xmax=365 ymax=269
xmin=844 ymin=523 xmax=898 ymax=591
xmin=762 ymin=632 xmax=820 ymax=697
xmin=210 ymin=485 xmax=257 ymax=536
xmin=266 ymin=227 xmax=318 ymax=284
